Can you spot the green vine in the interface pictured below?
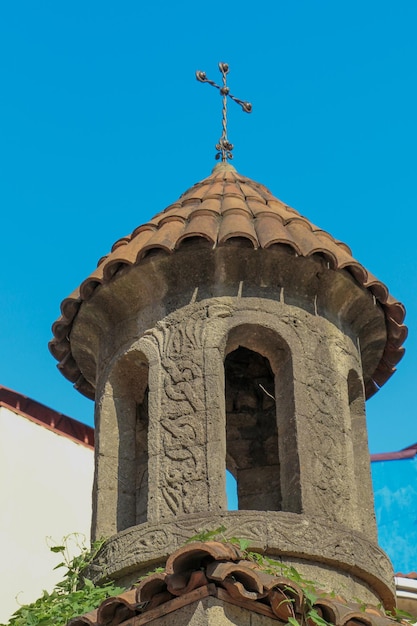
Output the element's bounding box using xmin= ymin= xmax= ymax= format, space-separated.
xmin=382 ymin=608 xmax=414 ymax=624
xmin=1 ymin=534 xmax=125 ymax=626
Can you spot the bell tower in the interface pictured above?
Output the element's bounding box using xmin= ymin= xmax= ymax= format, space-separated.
xmin=51 ymin=64 xmax=408 ymax=618
xmin=51 ymin=157 xmax=406 ymax=610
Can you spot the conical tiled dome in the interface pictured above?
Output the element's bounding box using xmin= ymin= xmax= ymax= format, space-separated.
xmin=50 ymin=162 xmax=406 ymax=397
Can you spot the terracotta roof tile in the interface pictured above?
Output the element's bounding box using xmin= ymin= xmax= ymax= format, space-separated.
xmin=96 ymin=589 xmax=138 ymax=625
xmin=221 ymin=194 xmax=249 ymax=212
xmin=396 ymin=572 xmax=417 ymax=579
xmin=178 ymin=211 xmax=218 ymax=245
xmin=50 ymin=162 xmax=407 ymax=399
xmin=164 ymin=540 xmax=242 ymax=574
xmin=166 ymin=569 xmax=209 ymax=596
xmin=218 ymin=210 xmax=258 ymax=246
xmin=67 ymin=542 xmax=399 ymax=626
xmin=199 ymin=196 xmax=222 ymax=213
xmin=245 ymin=198 xmax=269 ymax=216
xmin=142 ymin=217 xmax=186 ymax=253
xmin=182 ymin=184 xmax=209 ymax=201
xmin=238 ymin=181 xmax=267 ymax=201
xmin=255 ymin=214 xmax=301 ymax=251
xmin=109 ymin=228 xmax=157 ymax=267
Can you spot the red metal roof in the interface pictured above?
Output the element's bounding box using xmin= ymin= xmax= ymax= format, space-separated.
xmin=370 ymin=444 xmax=417 ymax=462
xmin=0 ymin=385 xmax=94 ymax=449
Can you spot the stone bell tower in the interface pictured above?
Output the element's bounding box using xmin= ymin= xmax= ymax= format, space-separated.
xmin=51 ymin=65 xmax=407 ymax=623
xmin=50 ymin=158 xmax=406 ymax=610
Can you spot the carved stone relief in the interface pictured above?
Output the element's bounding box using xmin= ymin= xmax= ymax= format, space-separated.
xmin=143 ymin=304 xmax=233 ymax=520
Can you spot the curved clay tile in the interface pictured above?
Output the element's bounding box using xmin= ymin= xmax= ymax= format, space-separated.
xmin=255 ymin=214 xmax=302 ymax=252
xmin=269 ymin=587 xmax=297 ymax=620
xmin=263 ymin=577 xmax=304 ymax=613
xmin=68 ymin=541 xmax=399 ymax=626
xmin=218 ymin=210 xmax=258 ymax=246
xmin=166 ymin=569 xmax=209 ymax=596
xmin=50 ymin=162 xmax=407 ymax=398
xmin=165 ymin=540 xmax=241 ymax=576
xmin=206 ymin=561 xmax=265 ymax=596
xmin=136 ymin=572 xmax=167 ymax=603
xmin=141 ymin=217 xmax=186 ymax=253
xmin=96 ymin=589 xmax=137 ymax=625
xmin=342 ymin=613 xmax=374 ymax=626
xmin=177 ymin=211 xmax=219 ymax=245
xmin=199 ymin=196 xmax=223 ymax=213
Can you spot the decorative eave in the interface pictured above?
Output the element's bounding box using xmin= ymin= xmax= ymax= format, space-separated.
xmin=68 ymin=541 xmax=400 ymax=626
xmin=50 ymin=163 xmax=407 ymax=400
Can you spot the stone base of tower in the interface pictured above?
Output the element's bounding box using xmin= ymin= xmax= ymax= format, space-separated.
xmin=88 ymin=511 xmax=395 ymax=610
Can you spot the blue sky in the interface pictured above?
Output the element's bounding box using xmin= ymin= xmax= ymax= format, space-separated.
xmin=0 ymin=1 xmax=416 ymax=454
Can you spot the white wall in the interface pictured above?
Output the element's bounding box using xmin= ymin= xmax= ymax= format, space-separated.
xmin=0 ymin=405 xmax=94 ymax=623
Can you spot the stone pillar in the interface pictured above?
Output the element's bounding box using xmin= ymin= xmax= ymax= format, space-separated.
xmin=144 ymin=310 xmax=227 ymax=522
xmin=92 ymin=307 xmax=229 ymax=539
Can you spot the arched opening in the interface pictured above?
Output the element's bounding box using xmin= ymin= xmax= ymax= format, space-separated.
xmin=110 ymin=351 xmax=149 ymax=531
xmin=224 ymin=324 xmax=301 ymax=513
xmin=225 ymin=345 xmax=281 ymax=510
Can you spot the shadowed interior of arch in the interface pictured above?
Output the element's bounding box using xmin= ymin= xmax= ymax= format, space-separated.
xmin=225 ymin=345 xmax=282 ymax=511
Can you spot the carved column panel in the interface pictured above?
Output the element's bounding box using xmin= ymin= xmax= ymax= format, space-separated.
xmin=293 ymin=323 xmax=365 ymax=532
xmin=146 ymin=307 xmax=227 ymax=522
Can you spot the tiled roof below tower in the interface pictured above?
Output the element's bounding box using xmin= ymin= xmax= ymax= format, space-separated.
xmin=68 ymin=542 xmax=400 ymax=626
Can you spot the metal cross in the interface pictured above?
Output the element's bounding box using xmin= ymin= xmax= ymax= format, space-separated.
xmin=196 ymin=62 xmax=252 ymax=162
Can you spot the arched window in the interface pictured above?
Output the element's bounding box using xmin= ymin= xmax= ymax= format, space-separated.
xmin=224 ymin=325 xmax=301 ymax=513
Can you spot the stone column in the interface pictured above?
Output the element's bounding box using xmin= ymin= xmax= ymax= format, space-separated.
xmin=143 ymin=308 xmax=228 ymax=522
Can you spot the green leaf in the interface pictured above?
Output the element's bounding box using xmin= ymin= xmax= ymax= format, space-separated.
xmin=83 ymin=578 xmax=95 ymax=589
xmin=50 ymin=546 xmax=65 ymax=553
xmin=52 ymin=562 xmax=66 ymax=570
xmin=303 ymin=587 xmax=318 ymax=606
xmin=386 ymin=607 xmax=415 ymax=622
xmin=307 ymin=608 xmax=331 ymax=626
xmin=287 ymin=617 xmax=301 ymax=626
xmin=238 ymin=538 xmax=250 ymax=551
xmin=289 ymin=566 xmax=301 ymax=582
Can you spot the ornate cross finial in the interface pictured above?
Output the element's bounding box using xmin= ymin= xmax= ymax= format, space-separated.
xmin=196 ymin=62 xmax=252 ymax=162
